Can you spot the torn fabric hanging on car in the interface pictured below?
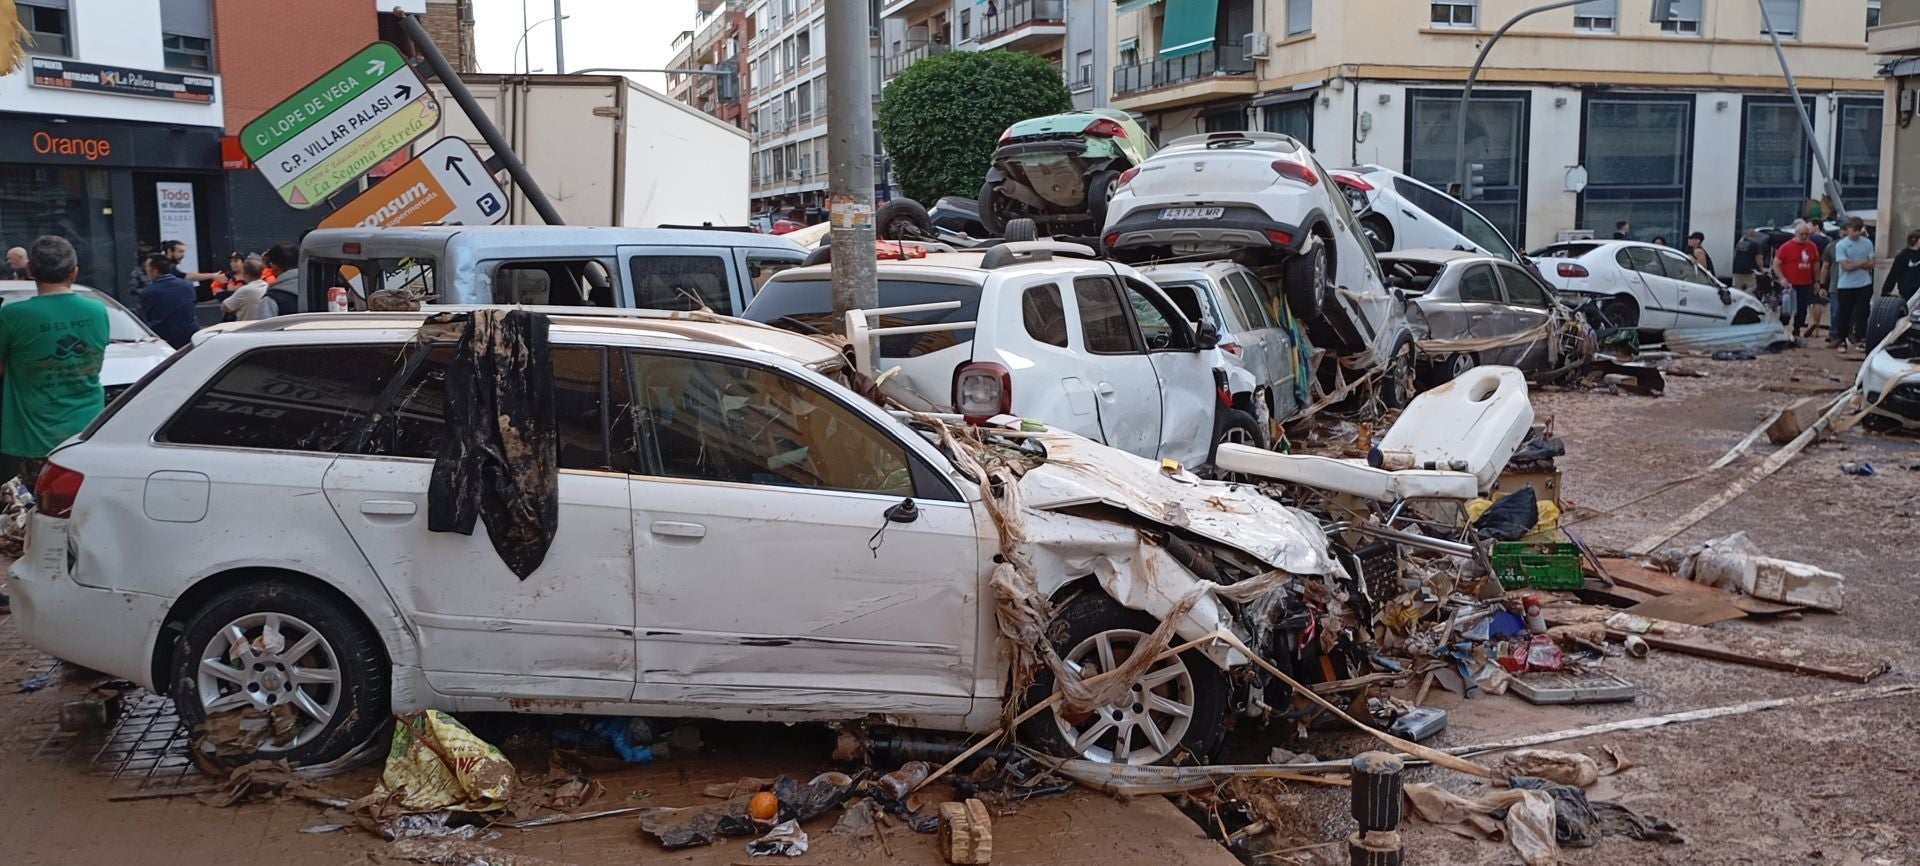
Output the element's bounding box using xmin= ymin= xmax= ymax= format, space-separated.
xmin=426 ymin=309 xmax=559 ymax=579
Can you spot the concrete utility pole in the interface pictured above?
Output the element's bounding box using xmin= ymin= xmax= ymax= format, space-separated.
xmin=1758 ymin=0 xmax=1848 ymax=220
xmin=1453 ymin=0 xmax=1584 ymax=200
xmin=825 ymin=0 xmax=878 ymax=326
xmin=553 ymin=0 xmax=566 ymax=74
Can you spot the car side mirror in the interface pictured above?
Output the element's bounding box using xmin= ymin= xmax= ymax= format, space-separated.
xmin=1194 ymin=320 xmax=1220 ymax=350
xmin=1393 ymin=288 xmax=1410 ymax=305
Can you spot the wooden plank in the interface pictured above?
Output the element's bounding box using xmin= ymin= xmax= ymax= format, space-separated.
xmin=1765 ymin=396 xmax=1831 ymax=445
xmin=1598 ymin=558 xmax=1725 ymax=597
xmin=1708 ymin=409 xmax=1780 ymax=470
xmin=1625 ymin=593 xmax=1748 ymax=626
xmin=1639 ymin=628 xmax=1890 ymax=683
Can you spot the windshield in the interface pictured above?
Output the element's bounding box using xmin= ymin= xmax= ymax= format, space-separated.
xmin=0 ymin=288 xmax=154 ymax=342
xmin=744 ymin=277 xmax=982 ymax=357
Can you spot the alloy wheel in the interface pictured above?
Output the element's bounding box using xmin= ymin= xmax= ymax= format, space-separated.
xmin=1051 ymin=628 xmax=1196 ymax=765
xmin=195 ymin=611 xmax=342 ymax=749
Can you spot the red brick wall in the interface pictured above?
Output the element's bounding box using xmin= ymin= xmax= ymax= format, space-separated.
xmin=213 ymin=4 xmax=381 ymax=134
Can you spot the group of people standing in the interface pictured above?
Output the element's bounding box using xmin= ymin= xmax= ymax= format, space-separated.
xmin=127 ymin=241 xmax=301 ymax=348
xmin=1734 ymin=217 xmax=1919 ymax=354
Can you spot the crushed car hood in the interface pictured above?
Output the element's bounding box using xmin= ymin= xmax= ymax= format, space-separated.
xmin=1015 ymin=432 xmax=1336 ymax=578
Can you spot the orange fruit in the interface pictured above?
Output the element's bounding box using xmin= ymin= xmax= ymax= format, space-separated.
xmin=748 ymin=791 xmax=778 ymax=821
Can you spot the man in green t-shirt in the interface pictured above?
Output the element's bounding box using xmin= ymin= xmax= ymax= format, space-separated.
xmin=0 ymin=235 xmax=110 ymax=490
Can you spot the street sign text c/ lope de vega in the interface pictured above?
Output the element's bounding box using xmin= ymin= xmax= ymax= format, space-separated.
xmin=241 ymin=42 xmax=440 ymax=209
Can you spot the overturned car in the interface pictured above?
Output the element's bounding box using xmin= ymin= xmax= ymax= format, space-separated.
xmin=1858 ymin=294 xmax=1920 ymax=431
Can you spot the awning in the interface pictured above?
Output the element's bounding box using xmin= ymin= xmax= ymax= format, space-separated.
xmin=1882 ymin=57 xmax=1920 ymax=78
xmin=1117 ymin=36 xmax=1139 ymax=53
xmin=1159 ymin=0 xmax=1219 ymax=60
xmin=1116 ymin=0 xmax=1163 ymax=13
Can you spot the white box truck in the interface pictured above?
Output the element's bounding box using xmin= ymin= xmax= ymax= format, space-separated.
xmin=430 ymin=74 xmax=749 ymax=228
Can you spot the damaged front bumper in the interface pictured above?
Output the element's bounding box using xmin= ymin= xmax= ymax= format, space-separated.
xmin=1858 ymin=315 xmax=1920 ymax=428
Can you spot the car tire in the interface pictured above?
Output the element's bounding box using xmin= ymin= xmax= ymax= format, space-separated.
xmin=1443 ymin=351 xmax=1477 ymax=383
xmin=1601 ymin=295 xmax=1640 ymax=329
xmin=875 ymin=198 xmax=934 ymax=242
xmin=1208 ymin=406 xmax=1266 ymax=466
xmin=1865 ymin=295 xmax=1907 ymax=350
xmin=979 ymin=181 xmax=1010 ymax=237
xmin=1379 ymin=338 xmax=1420 ymax=409
xmin=1283 ymin=236 xmax=1329 ymax=322
xmin=1003 ymin=217 xmax=1040 ymax=242
xmin=1085 ymin=169 xmax=1122 ymax=228
xmin=170 ymin=578 xmax=389 ymax=767
xmin=1360 ymin=213 xmax=1395 ymax=254
xmin=1017 ymin=592 xmax=1228 ymax=766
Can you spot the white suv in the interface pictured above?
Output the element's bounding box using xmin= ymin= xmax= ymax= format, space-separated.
xmin=11 ymin=310 xmax=1339 ymax=766
xmin=744 ymin=241 xmax=1262 ymax=467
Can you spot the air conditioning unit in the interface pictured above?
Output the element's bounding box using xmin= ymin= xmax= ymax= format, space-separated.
xmin=790 ymin=170 xmax=805 ymax=181
xmin=1245 ymin=32 xmax=1270 ymax=60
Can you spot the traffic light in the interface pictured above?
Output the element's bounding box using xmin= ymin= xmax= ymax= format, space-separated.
xmin=1463 ymin=163 xmax=1486 ymax=200
xmin=718 ymin=60 xmax=740 ymax=102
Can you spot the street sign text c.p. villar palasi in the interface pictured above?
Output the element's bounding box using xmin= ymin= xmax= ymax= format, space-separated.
xmin=241 ymin=42 xmax=441 ymax=209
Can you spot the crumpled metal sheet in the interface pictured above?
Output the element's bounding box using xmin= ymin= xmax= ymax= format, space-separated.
xmin=1661 ymin=322 xmax=1789 ymax=354
xmin=1015 ymin=432 xmax=1337 ymax=579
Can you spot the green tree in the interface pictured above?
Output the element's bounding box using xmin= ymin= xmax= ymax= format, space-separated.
xmin=878 ymin=49 xmax=1073 ymax=204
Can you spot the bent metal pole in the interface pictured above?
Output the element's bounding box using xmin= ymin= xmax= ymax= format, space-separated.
xmin=1452 ymin=0 xmax=1585 ymax=200
xmin=398 ymin=11 xmax=567 ymax=226
xmin=825 ymin=0 xmax=879 ymax=326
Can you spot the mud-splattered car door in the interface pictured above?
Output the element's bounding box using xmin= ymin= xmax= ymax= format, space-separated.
xmin=622 ymin=349 xmax=982 ymax=719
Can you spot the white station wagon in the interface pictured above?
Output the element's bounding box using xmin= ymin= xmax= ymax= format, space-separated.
xmin=11 ymin=310 xmax=1339 ymax=766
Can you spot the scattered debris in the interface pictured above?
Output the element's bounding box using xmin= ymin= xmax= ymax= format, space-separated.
xmin=15 ymin=672 xmax=51 ymax=693
xmin=1498 ymin=750 xmax=1601 ymax=788
xmin=1842 ymin=461 xmax=1878 ymax=476
xmin=352 ymin=710 xmax=516 ymax=817
xmin=746 ymin=819 xmax=809 ymax=857
xmin=939 ymin=799 xmax=993 ymax=864
xmin=637 ymin=772 xmax=859 ymax=849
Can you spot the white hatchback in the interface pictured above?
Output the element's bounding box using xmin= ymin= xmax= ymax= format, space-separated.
xmin=10 ymin=310 xmax=1340 ymax=767
xmin=0 ymin=282 xmax=173 ymax=402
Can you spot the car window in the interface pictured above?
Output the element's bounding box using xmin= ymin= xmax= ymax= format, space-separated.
xmin=160 ymin=344 xmax=408 ymax=453
xmin=1073 ymin=277 xmax=1140 ymax=354
xmin=1497 ymin=266 xmax=1550 ymax=307
xmin=360 ymin=344 xmax=617 ymax=471
xmin=1458 ymin=265 xmax=1503 ymax=303
xmin=1456 ymin=206 xmax=1519 ymax=263
xmin=630 ymin=254 xmax=733 ymax=314
xmin=1156 ymin=281 xmax=1210 ymax=324
xmin=1123 ymin=279 xmax=1194 ymax=351
xmin=745 ymin=250 xmax=803 ymax=293
xmin=1022 ymin=283 xmax=1069 ymax=347
xmin=1656 ymin=249 xmax=1718 ymax=286
xmin=492 ymin=259 xmax=615 ymax=307
xmin=1227 ymin=272 xmax=1273 ymax=329
xmin=744 ymin=277 xmax=980 ymax=356
xmin=1393 ymin=178 xmax=1517 ymax=262
xmin=627 ymin=351 xmax=913 ymax=497
xmin=1618 ymin=247 xmax=1664 ymax=276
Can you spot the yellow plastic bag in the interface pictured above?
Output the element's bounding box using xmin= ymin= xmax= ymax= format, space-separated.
xmin=370 ymin=709 xmax=515 ymax=813
xmin=1466 ymin=495 xmax=1562 ymax=544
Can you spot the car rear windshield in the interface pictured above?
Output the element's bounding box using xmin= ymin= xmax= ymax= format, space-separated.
xmin=744 ymin=277 xmax=981 ymax=357
xmin=1530 ymin=243 xmax=1603 ymax=259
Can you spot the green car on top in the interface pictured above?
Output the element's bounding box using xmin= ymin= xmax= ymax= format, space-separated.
xmin=980 ymin=108 xmax=1156 ymax=238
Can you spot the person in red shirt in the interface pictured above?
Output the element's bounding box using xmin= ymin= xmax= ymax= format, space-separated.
xmin=1773 ymin=222 xmax=1820 ymax=342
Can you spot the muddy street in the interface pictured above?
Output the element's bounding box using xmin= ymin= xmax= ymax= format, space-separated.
xmin=0 ymin=346 xmax=1912 ymax=866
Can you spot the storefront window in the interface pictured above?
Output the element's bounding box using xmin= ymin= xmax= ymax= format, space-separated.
xmin=0 ymin=167 xmax=117 ymax=293
xmin=1739 ymin=97 xmax=1812 ymax=233
xmin=1262 ymin=99 xmax=1314 ymax=148
xmin=1835 ymin=99 xmax=1882 ymax=213
xmin=1407 ymin=90 xmax=1528 ymax=246
xmin=1581 ymin=96 xmax=1691 ymax=242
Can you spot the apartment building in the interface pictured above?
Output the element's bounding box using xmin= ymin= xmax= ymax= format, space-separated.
xmin=1870 ymin=0 xmax=1917 ymax=256
xmin=878 ymin=0 xmax=1114 ymax=108
xmin=1110 ymin=0 xmax=1883 ymax=267
xmin=744 ymin=0 xmax=834 ymax=214
xmin=666 ymin=0 xmax=753 ymax=131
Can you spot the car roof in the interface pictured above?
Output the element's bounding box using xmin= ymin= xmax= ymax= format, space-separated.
xmin=211 ymin=309 xmax=844 ymax=368
xmin=303 ymin=224 xmax=808 ymax=252
xmin=1136 ymin=260 xmax=1246 ymax=281
xmin=1160 ymin=130 xmax=1303 ymax=155
xmin=771 ymin=248 xmax=1120 ymax=284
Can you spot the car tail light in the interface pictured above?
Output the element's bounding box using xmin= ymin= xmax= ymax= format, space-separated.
xmin=1264 ymin=228 xmax=1294 ymax=246
xmin=36 ymin=461 xmax=84 ymax=519
xmin=1331 ymin=172 xmax=1373 ymax=191
xmin=953 ymin=362 xmax=1012 ymax=423
xmin=1557 ymin=263 xmax=1590 ymax=278
xmin=1083 ymin=118 xmax=1128 ymax=138
xmin=1103 ymin=231 xmax=1121 ymax=249
xmin=1213 ymin=368 xmax=1233 ymax=408
xmin=998 ymin=125 xmax=1015 ymax=144
xmin=1116 ymin=166 xmax=1141 ymax=188
xmin=1270 ymin=159 xmax=1318 ymax=187
xmin=1219 ymin=342 xmax=1244 ymax=358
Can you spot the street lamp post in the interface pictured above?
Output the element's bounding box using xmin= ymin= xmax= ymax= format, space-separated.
xmin=1758 ymin=0 xmax=1848 ymax=220
xmin=514 ymin=15 xmax=569 ymax=74
xmin=553 ymin=0 xmax=567 ymax=75
xmin=1452 ymin=0 xmax=1585 ymax=200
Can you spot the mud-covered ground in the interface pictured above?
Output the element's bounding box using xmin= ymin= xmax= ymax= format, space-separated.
xmin=1 ymin=346 xmax=1914 ymax=865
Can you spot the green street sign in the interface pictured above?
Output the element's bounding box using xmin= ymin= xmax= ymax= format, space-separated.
xmin=241 ymin=42 xmax=409 ymax=161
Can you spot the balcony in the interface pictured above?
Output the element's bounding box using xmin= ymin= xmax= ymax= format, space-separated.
xmin=980 ymin=0 xmax=1066 ymax=51
xmin=884 ymin=41 xmax=952 ymax=80
xmin=880 ymin=0 xmax=950 ymax=21
xmin=1111 ymin=44 xmax=1257 ymax=111
xmin=1064 ymin=65 xmax=1094 ymax=93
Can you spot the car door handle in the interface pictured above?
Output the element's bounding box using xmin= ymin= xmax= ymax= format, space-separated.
xmin=650 ymin=521 xmax=707 ymax=539
xmin=360 ymin=500 xmax=416 ymax=516
xmin=1094 ymin=382 xmax=1116 ymax=397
